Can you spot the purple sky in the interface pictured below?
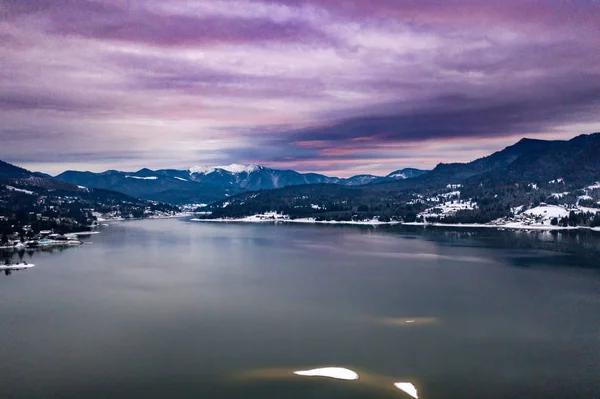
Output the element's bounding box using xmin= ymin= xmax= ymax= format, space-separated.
xmin=1 ymin=0 xmax=599 ymax=176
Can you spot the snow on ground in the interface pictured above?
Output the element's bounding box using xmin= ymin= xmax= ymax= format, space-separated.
xmin=407 ymin=199 xmax=425 ymax=205
xmin=588 ymin=182 xmax=600 ymax=190
xmin=528 ymin=183 xmax=538 ymax=190
xmin=388 ymin=172 xmax=406 ymax=179
xmin=427 ymin=191 xmax=461 ymax=202
xmin=578 ymin=206 xmax=600 ymax=214
xmin=419 ymin=200 xmax=477 ymax=219
xmin=5 ymin=185 xmax=34 ymax=195
xmin=174 ymin=177 xmax=188 ymax=181
xmin=221 ymin=201 xmax=230 ymax=208
xmin=394 ymin=383 xmax=419 ymax=399
xmin=549 ymin=178 xmax=564 ymax=184
xmin=293 ymin=367 xmax=359 ymax=381
xmin=191 ymin=213 xmax=400 ymax=225
xmin=511 ymin=205 xmax=524 ymax=214
xmin=446 ymin=184 xmax=461 ymax=189
xmin=550 ymin=192 xmax=570 ymax=199
xmin=523 ymin=205 xmax=569 ymax=219
xmin=125 ymin=175 xmax=158 ymax=180
xmin=311 ymin=204 xmax=322 ymax=209
xmin=439 ymin=190 xmax=461 ymax=198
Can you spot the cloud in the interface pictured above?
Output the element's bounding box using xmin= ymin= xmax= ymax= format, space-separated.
xmin=1 ymin=0 xmax=599 ymax=176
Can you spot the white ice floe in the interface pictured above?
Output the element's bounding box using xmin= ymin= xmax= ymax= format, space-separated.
xmin=125 ymin=175 xmax=158 ymax=180
xmin=293 ymin=367 xmax=359 ymax=381
xmin=5 ymin=185 xmax=34 ymax=195
xmin=394 ymin=382 xmax=418 ymax=398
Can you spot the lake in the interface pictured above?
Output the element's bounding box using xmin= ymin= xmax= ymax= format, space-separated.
xmin=1 ymin=219 xmax=600 ymax=399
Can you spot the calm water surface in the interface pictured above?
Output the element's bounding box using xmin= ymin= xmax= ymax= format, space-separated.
xmin=1 ymin=219 xmax=599 ymax=399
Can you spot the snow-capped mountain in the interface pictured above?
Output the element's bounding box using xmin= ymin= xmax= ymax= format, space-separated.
xmin=54 ymin=164 xmax=426 ymax=204
xmin=386 ymin=168 xmax=428 ymax=179
xmin=189 ymin=164 xmax=262 ymax=175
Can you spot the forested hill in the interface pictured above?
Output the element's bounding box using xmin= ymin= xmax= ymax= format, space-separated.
xmin=1 ymin=160 xmax=179 ymax=238
xmin=205 ymin=133 xmax=600 ymax=227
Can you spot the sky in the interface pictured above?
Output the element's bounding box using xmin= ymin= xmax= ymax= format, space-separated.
xmin=1 ymin=0 xmax=599 ymax=177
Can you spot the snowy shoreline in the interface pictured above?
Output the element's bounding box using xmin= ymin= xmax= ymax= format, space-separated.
xmin=189 ymin=214 xmax=600 ymax=232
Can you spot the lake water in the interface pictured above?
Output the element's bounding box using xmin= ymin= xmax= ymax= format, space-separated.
xmin=1 ymin=219 xmax=600 ymax=399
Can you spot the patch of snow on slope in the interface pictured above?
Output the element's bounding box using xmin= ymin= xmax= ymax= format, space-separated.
xmin=189 ymin=164 xmax=260 ymax=174
xmin=523 ymin=205 xmax=568 ymax=220
xmin=440 ymin=190 xmax=461 ymax=198
xmin=388 ymin=172 xmax=406 ymax=179
xmin=550 ymin=192 xmax=569 ymax=199
xmin=189 ymin=166 xmax=216 ymax=174
xmin=174 ymin=177 xmax=188 ymax=181
xmin=270 ymin=173 xmax=280 ymax=187
xmin=311 ymin=204 xmax=322 ymax=210
xmin=420 ymin=200 xmax=477 ymax=218
xmin=125 ymin=175 xmax=158 ymax=180
xmin=588 ymin=182 xmax=600 ymax=190
xmin=5 ymin=186 xmax=34 ymax=195
xmin=549 ymin=178 xmax=564 ymax=184
xmin=578 ymin=206 xmax=600 ymax=214
xmin=293 ymin=367 xmax=359 ymax=381
xmin=511 ymin=205 xmax=524 ymax=214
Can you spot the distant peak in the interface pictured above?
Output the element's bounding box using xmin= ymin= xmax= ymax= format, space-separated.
xmin=189 ymin=164 xmax=262 ymax=175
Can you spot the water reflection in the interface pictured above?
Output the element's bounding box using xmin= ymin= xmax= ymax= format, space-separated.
xmin=383 ymin=226 xmax=600 ymax=268
xmin=394 ymin=382 xmax=419 ymax=398
xmin=378 ymin=317 xmax=438 ymax=327
xmin=1 ymin=220 xmax=600 ymax=398
xmin=293 ymin=367 xmax=359 ymax=380
xmin=241 ymin=366 xmax=420 ymax=397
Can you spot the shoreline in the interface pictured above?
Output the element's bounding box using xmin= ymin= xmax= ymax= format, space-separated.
xmin=189 ymin=217 xmax=600 ymax=232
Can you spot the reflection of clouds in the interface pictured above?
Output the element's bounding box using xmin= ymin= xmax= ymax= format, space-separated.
xmin=237 ymin=366 xmax=420 ymax=397
xmin=296 ymin=240 xmax=494 ymax=263
xmin=293 ymin=367 xmax=359 ymax=380
xmin=379 ymin=317 xmax=438 ymax=327
xmin=395 ymin=382 xmax=419 ymax=398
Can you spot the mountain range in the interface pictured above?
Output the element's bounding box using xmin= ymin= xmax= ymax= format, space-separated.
xmin=54 ymin=165 xmax=428 ymax=204
xmin=205 ymin=133 xmax=600 ymax=223
xmin=3 ymin=132 xmax=600 ymax=226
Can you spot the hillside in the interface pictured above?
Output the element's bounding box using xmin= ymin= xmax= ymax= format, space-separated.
xmin=204 ymin=133 xmax=600 ymax=227
xmin=0 ymin=160 xmax=180 ymax=238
